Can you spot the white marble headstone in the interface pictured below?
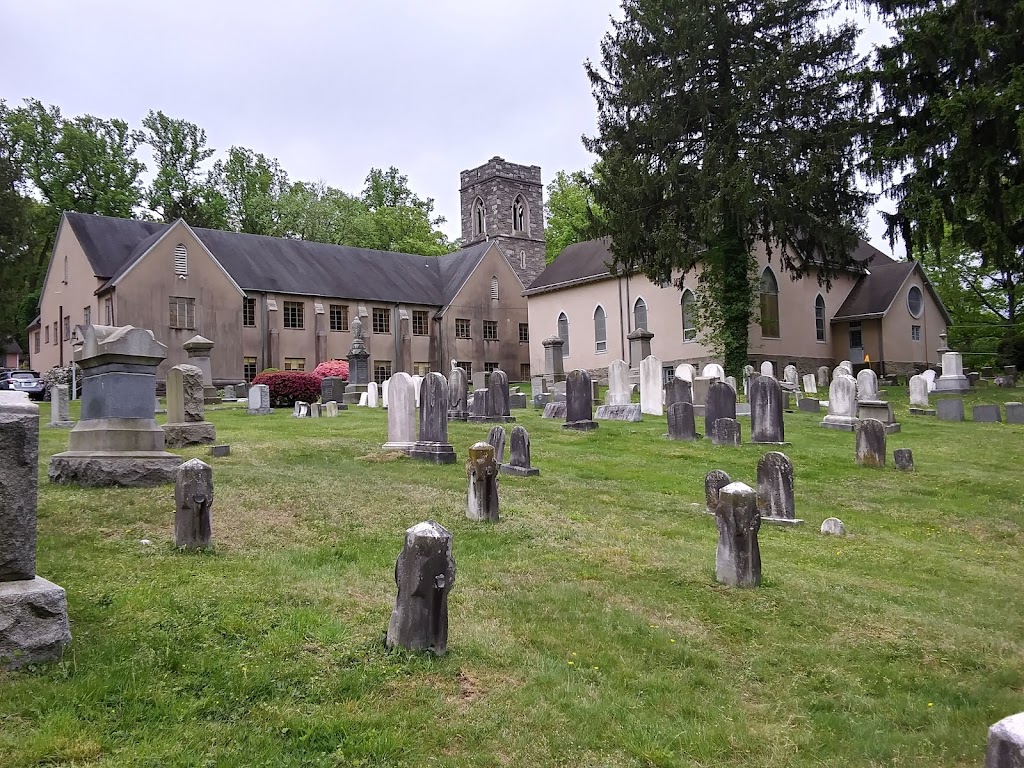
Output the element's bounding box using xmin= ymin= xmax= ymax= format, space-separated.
xmin=760 ymin=361 xmax=775 ymax=378
xmin=639 ymin=355 xmax=664 ymax=416
xmin=605 ymin=359 xmax=631 ymax=406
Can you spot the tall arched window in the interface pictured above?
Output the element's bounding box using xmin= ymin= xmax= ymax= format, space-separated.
xmin=633 ymin=297 xmax=648 ymax=331
xmin=174 ymin=243 xmax=188 ymax=277
xmin=472 ymin=198 xmax=486 ymax=237
xmin=557 ymin=312 xmax=569 ymax=357
xmin=759 ymin=268 xmax=780 ymax=338
xmin=681 ymin=289 xmax=697 ymax=342
xmin=814 ymin=294 xmax=826 ymax=342
xmin=490 ymin=276 xmax=499 ymax=301
xmin=594 ymin=305 xmax=607 ymax=353
xmin=512 ymin=195 xmax=528 ymax=234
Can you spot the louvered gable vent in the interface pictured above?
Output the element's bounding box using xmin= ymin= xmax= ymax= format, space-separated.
xmin=174 ymin=243 xmax=188 ymax=276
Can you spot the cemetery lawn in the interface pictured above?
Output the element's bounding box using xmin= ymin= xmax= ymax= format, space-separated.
xmin=3 ymin=387 xmax=1024 ymax=768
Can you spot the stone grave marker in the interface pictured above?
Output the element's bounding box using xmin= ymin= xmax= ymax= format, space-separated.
xmin=855 ymin=419 xmax=887 ymax=467
xmin=321 ymin=376 xmax=347 ymax=407
xmin=182 ymin=334 xmax=220 ymax=403
xmin=936 ymin=398 xmax=964 ymax=421
xmin=973 ymin=404 xmax=1002 ymax=423
xmin=48 ymin=384 xmax=74 ymax=428
xmin=563 ymin=369 xmax=598 ymax=430
xmin=820 ymin=518 xmax=846 ymax=536
xmin=409 ymin=373 xmax=456 ymax=464
xmin=383 ymin=372 xmax=416 ymax=453
xmin=935 ymin=350 xmax=970 ymax=393
xmin=710 ymin=417 xmax=741 ymax=446
xmin=749 ymin=375 xmax=785 ymax=444
xmin=501 ymin=425 xmax=540 ymax=476
xmin=174 ymin=458 xmax=213 ymax=550
xmin=487 ymin=426 xmax=507 ymax=465
xmin=675 ymin=363 xmax=695 ymax=382
xmin=817 ymin=366 xmax=830 ymax=388
xmin=909 ymin=375 xmax=935 ymax=415
xmin=542 ymin=401 xmax=567 ymax=419
xmin=798 ymin=398 xmax=821 ymax=413
xmin=756 ymin=452 xmax=802 ymax=525
xmin=986 ymin=711 xmax=1024 ymax=768
xmin=209 ymin=445 xmax=230 ymax=457
xmin=820 ymin=375 xmax=858 ymax=431
xmin=366 ymin=381 xmax=379 ymax=408
xmin=640 ymin=355 xmax=663 ymax=416
xmin=691 ymin=377 xmax=712 ymax=408
xmin=715 ymin=482 xmax=762 ymax=588
xmin=595 ymin=402 xmax=642 ymax=421
xmin=223 ymin=385 xmax=235 ymax=401
xmin=702 ymin=363 xmax=725 ymax=381
xmin=760 ymin=361 xmax=775 ymax=378
xmin=705 ymin=469 xmax=731 ymax=514
xmin=324 ymin=401 xmax=339 ymax=417
xmin=386 ymin=521 xmax=455 ymax=656
xmin=1005 ymin=403 xmax=1024 ymax=424
xmin=664 ymin=377 xmax=692 ymax=409
xmin=164 ymin=364 xmax=216 ymax=448
xmin=856 ymin=368 xmax=879 ymax=401
xmin=802 ymin=373 xmax=817 ymax=396
xmin=704 ymin=381 xmax=737 ymax=435
xmin=247 ymin=384 xmax=271 ymax=415
xmin=783 ymin=365 xmax=799 ymax=390
xmin=666 ymin=401 xmax=700 ymax=441
xmin=894 ymin=448 xmax=914 ymax=471
xmin=466 ymin=442 xmax=500 ymax=522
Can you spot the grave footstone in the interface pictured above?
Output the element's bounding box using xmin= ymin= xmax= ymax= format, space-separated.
xmin=640 ymin=356 xmax=663 ymax=416
xmin=986 ymin=711 xmax=1024 ymax=768
xmin=715 ymin=482 xmax=761 ymax=588
xmin=704 ymin=381 xmax=737 ymax=435
xmin=820 ymin=517 xmax=846 ymax=536
xmin=466 ymin=442 xmax=500 ymax=522
xmin=324 ymin=401 xmax=339 ymax=417
xmin=383 ymin=372 xmax=417 ymax=453
xmin=894 ymin=448 xmax=914 ymax=471
xmin=973 ymin=404 xmax=1002 ymax=422
xmin=710 ymin=417 xmax=741 ymax=446
xmin=385 ymin=521 xmax=455 ymax=656
xmin=936 ymin=398 xmax=965 ymax=422
xmin=666 ymin=402 xmax=700 ymax=441
xmin=408 ymin=373 xmax=456 ymax=464
xmin=47 ymin=384 xmax=74 ymax=428
xmin=563 ymin=369 xmax=598 ymax=431
xmin=1005 ymin=403 xmax=1024 ymax=424
xmin=487 ymin=426 xmax=507 ymax=464
xmin=247 ymin=384 xmax=271 ymax=415
xmin=174 ymin=458 xmax=213 ymax=550
xmin=164 ymin=364 xmax=216 ymax=448
xmin=855 ymin=419 xmax=887 ymax=467
xmin=705 ymin=469 xmax=732 ymax=514
xmin=209 ymin=445 xmax=230 ymax=457
xmin=501 ymin=425 xmax=540 ymax=476
xmin=756 ymin=452 xmax=802 ymax=525
xmin=820 ymin=375 xmax=858 ymax=431
xmin=749 ymin=375 xmax=786 ymax=444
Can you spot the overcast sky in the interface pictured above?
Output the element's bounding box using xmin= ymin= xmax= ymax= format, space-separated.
xmin=1 ymin=0 xmax=899 ymax=256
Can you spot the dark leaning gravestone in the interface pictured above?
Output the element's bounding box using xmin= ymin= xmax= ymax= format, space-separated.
xmin=466 ymin=442 xmax=500 ymax=522
xmin=487 ymin=426 xmax=507 ymax=465
xmin=756 ymin=451 xmax=803 ymax=525
xmin=666 ymin=401 xmax=700 ymax=441
xmin=710 ymin=417 xmax=741 ymax=446
xmin=386 ymin=521 xmax=455 ymax=656
xmin=408 ymin=373 xmax=456 ymax=464
xmin=501 ymin=425 xmax=540 ymax=476
xmin=704 ymin=381 xmax=737 ymax=436
xmin=715 ymin=481 xmax=762 ymax=588
xmin=855 ymin=418 xmax=887 ymax=467
xmin=749 ymin=375 xmax=786 ymax=444
xmin=705 ymin=469 xmax=732 ymax=514
xmin=563 ymin=369 xmax=598 ymax=431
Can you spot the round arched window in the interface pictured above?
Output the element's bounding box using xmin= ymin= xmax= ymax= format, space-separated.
xmin=907 ymin=286 xmax=923 ymax=318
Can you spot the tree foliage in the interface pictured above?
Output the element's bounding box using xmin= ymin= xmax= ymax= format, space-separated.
xmin=584 ymin=0 xmax=871 ymax=374
xmin=544 ymin=169 xmax=602 ymax=263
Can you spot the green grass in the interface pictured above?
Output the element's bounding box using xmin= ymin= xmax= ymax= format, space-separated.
xmin=2 ymin=384 xmax=1023 ymax=767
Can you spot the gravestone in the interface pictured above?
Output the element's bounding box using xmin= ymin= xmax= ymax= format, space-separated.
xmin=1005 ymin=403 xmax=1024 ymax=424
xmin=182 ymin=335 xmax=220 ymax=404
xmin=798 ymin=398 xmax=821 ymax=413
xmin=802 ymin=374 xmax=817 ymax=396
xmin=820 ymin=375 xmax=858 ymax=431
xmin=542 ymin=401 xmax=567 ymax=419
xmin=725 ymin=375 xmax=737 ymax=394
xmin=509 ymin=392 xmax=527 ymax=409
xmin=487 ymin=426 xmax=507 ymax=464
xmin=742 ymin=365 xmax=755 ymax=399
xmin=385 ymin=521 xmax=455 ymax=656
xmin=383 ymin=372 xmax=416 ymax=453
xmin=174 ymin=458 xmax=213 ymax=550
xmin=839 ymin=360 xmax=853 ymax=375
xmin=321 ymin=377 xmax=348 ymax=409
xmin=936 ymin=398 xmax=965 ymax=422
xmin=411 ymin=375 xmax=424 ymax=407
xmin=639 ymin=355 xmax=664 ymax=416
xmin=563 ymin=369 xmax=598 ymax=430
xmin=542 ymin=336 xmax=566 ymax=384
xmin=855 ymin=419 xmax=887 ymax=467
xmin=48 ymin=384 xmax=74 ymax=428
xmin=595 ymin=402 xmax=643 ymax=421
xmin=501 ymin=425 xmax=540 ymax=476
xmin=531 ymin=376 xmax=548 ymax=396
xmin=209 ymin=444 xmax=230 ymax=457
xmin=820 ymin=518 xmax=847 ymax=536
xmin=908 ymin=375 xmax=934 ymax=415
xmin=447 ymin=366 xmax=469 ymax=420
xmin=628 ymin=328 xmax=654 ymax=367
xmin=675 ymin=363 xmax=695 ymax=382
xmin=705 ymin=469 xmax=732 ymax=514
xmin=749 ymin=375 xmax=785 ymax=444
xmin=532 ymin=392 xmax=551 ymax=409
xmin=381 ymin=379 xmax=390 ymax=408
xmin=986 ymin=711 xmax=1024 ymax=768
xmin=666 ymin=401 xmax=699 ymax=441
xmin=921 ymin=369 xmax=937 ymax=392
xmin=470 ymin=389 xmax=488 ymax=419
xmin=760 ymin=361 xmax=775 ymax=378
xmin=783 ymin=365 xmax=799 ymax=390
xmin=346 ymin=317 xmax=370 ymax=391
xmin=409 ymin=373 xmax=456 ymax=464
xmin=466 ymin=442 xmax=500 ymax=522
xmin=366 ymin=381 xmax=379 ymax=408
xmin=309 ymin=402 xmax=322 ymax=418
xmin=856 ymin=369 xmax=879 ymax=401
xmin=605 ymin=359 xmax=631 ymax=406
xmin=664 ymin=378 xmax=692 ymax=408
xmin=691 ymin=377 xmax=712 ymax=408
xmin=1 ymin=397 xmax=71 ymax=669
xmin=702 ymin=363 xmax=725 ymax=381
xmin=817 ymin=366 xmax=830 ymax=388
xmin=857 ymin=399 xmax=901 ymax=433
xmin=293 ymin=401 xmax=311 ymax=417
xmin=485 ymin=370 xmax=515 ymax=423
xmin=832 ymin=365 xmax=850 ymax=382
xmin=756 ymin=452 xmax=802 ymax=525
xmin=223 ymin=385 xmax=235 ymax=401
xmin=48 ymin=325 xmax=182 ymax=487
xmin=981 ymin=365 xmax=995 ymax=379
xmin=324 ymin=401 xmax=339 ymax=417
xmin=247 ymin=384 xmax=271 ymax=415
xmin=973 ymin=404 xmax=1002 ymax=423
xmin=704 ymin=381 xmax=737 ymax=435
xmin=164 ymin=364 xmax=216 ymax=448
xmin=710 ymin=417 xmax=741 ymax=446
xmin=715 ymin=482 xmax=762 ymax=588
xmin=934 ymin=350 xmax=970 ymax=393
xmin=894 ymin=448 xmax=914 ymax=471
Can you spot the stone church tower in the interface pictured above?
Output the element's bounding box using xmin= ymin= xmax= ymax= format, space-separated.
xmin=460 ymin=157 xmax=546 ymax=288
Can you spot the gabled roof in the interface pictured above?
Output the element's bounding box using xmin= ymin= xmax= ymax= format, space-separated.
xmin=63 ymin=212 xmax=493 ymax=307
xmin=833 ymin=260 xmax=953 ymax=324
xmin=525 ymin=236 xmax=892 ymax=296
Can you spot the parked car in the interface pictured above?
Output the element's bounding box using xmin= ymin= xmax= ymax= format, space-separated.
xmin=0 ymin=370 xmax=46 ymax=400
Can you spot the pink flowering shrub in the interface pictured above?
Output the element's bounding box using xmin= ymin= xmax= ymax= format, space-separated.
xmin=252 ymin=371 xmax=321 ymax=408
xmin=312 ymin=359 xmax=349 ymax=381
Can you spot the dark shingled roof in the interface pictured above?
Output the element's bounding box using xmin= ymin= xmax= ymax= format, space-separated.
xmin=65 ymin=213 xmax=494 ymax=307
xmin=525 ymin=236 xmax=893 ymax=295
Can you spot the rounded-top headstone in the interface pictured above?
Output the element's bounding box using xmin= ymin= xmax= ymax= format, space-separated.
xmin=820 ymin=517 xmax=846 ymax=536
xmin=760 ymin=361 xmax=775 ymax=378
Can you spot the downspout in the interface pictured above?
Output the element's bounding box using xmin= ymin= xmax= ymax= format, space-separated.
xmin=260 ymin=293 xmax=268 ymax=372
xmin=393 ymin=303 xmax=401 ymax=368
xmin=617 ymin=276 xmax=626 ymax=361
xmin=59 ymin=303 xmax=64 ymax=367
xmin=624 ymin=276 xmax=632 ymax=365
xmin=878 ymin=320 xmax=885 ymax=377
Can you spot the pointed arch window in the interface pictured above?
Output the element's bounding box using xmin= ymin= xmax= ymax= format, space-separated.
xmin=557 ymin=312 xmax=569 ymax=357
xmin=594 ymin=305 xmax=607 ymax=353
xmin=490 ymin=276 xmax=499 ymax=301
xmin=174 ymin=243 xmax=188 ymax=277
xmin=681 ymin=289 xmax=697 ymax=342
xmin=759 ymin=268 xmax=780 ymax=338
xmin=814 ymin=294 xmax=826 ymax=342
xmin=512 ymin=195 xmax=528 ymax=235
xmin=472 ymin=198 xmax=486 ymax=237
xmin=633 ymin=297 xmax=648 ymax=332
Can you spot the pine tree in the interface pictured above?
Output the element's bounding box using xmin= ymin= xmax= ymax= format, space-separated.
xmin=585 ymin=0 xmax=871 ymax=374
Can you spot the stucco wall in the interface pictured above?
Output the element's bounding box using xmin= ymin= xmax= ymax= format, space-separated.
xmin=880 ymin=270 xmax=947 ymax=371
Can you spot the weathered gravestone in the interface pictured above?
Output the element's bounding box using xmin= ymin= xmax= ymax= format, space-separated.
xmin=605 ymin=359 xmax=631 ymax=406
xmin=48 ymin=325 xmax=183 ymax=487
xmin=1005 ymin=403 xmax=1024 ymax=424
xmin=542 ymin=401 xmax=567 ymax=420
xmin=222 ymin=385 xmax=235 ymax=401
xmin=470 ymin=370 xmax=515 ymax=423
xmin=466 ymin=442 xmax=500 ymax=522
xmin=321 ymin=377 xmax=348 ymax=409
xmin=691 ymin=376 xmax=712 ymax=408
xmin=666 ymin=401 xmax=700 ymax=441
xmin=894 ymin=448 xmax=914 ymax=471
xmin=935 ymin=350 xmax=970 ymax=394
xmin=986 ymin=711 xmax=1024 ymax=768
xmin=820 ymin=375 xmax=858 ymax=431
xmin=756 ymin=452 xmax=802 ymax=525
xmin=715 ymin=482 xmax=762 ymax=588
xmin=409 ymin=373 xmax=456 ymax=464
xmin=1 ymin=397 xmax=71 ymax=669
xmin=366 ymin=381 xmax=379 ymax=408
xmin=973 ymin=404 xmax=1002 ymax=423
xmin=760 ymin=361 xmax=775 ymax=378
xmin=324 ymin=401 xmax=339 ymax=417
xmin=798 ymin=398 xmax=821 ymax=413
xmin=182 ymin=334 xmax=220 ymax=404
xmin=293 ymin=401 xmax=311 ymax=418
xmin=386 ymin=521 xmax=455 ymax=656
xmin=501 ymin=425 xmax=540 ymax=476
xmin=595 ymin=403 xmax=642 ymax=422
xmin=164 ymin=364 xmax=216 ymax=448
xmin=710 ymin=417 xmax=741 ymax=446
xmin=48 ymin=384 xmax=74 ymax=428
xmin=640 ymin=355 xmax=663 ymax=416
xmin=563 ymin=369 xmax=598 ymax=431
xmin=705 ymin=469 xmax=731 ymax=514
xmin=209 ymin=444 xmax=230 ymax=457
xmin=802 ymin=374 xmax=818 ymax=396
xmin=855 ymin=419 xmax=887 ymax=467
xmin=725 ymin=375 xmax=737 ymax=394
xmin=247 ymin=384 xmax=271 ymax=415
xmin=675 ymin=363 xmax=696 ymax=382
xmin=783 ymin=365 xmax=800 ymax=391
xmin=174 ymin=458 xmax=213 ymax=550
xmin=383 ymin=372 xmax=416 ymax=453
xmin=664 ymin=377 xmax=693 ymax=409
xmin=749 ymin=375 xmax=786 ymax=444
xmin=702 ymin=363 xmax=725 ymax=381
xmin=936 ymin=398 xmax=965 ymax=422
xmin=856 ymin=368 xmax=879 ymax=402
xmin=542 ymin=336 xmax=566 ymax=384
xmin=487 ymin=426 xmax=507 ymax=464
xmin=704 ymin=381 xmax=737 ymax=435
xmin=908 ymin=374 xmax=935 ymax=415
xmin=820 ymin=517 xmax=847 ymax=536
